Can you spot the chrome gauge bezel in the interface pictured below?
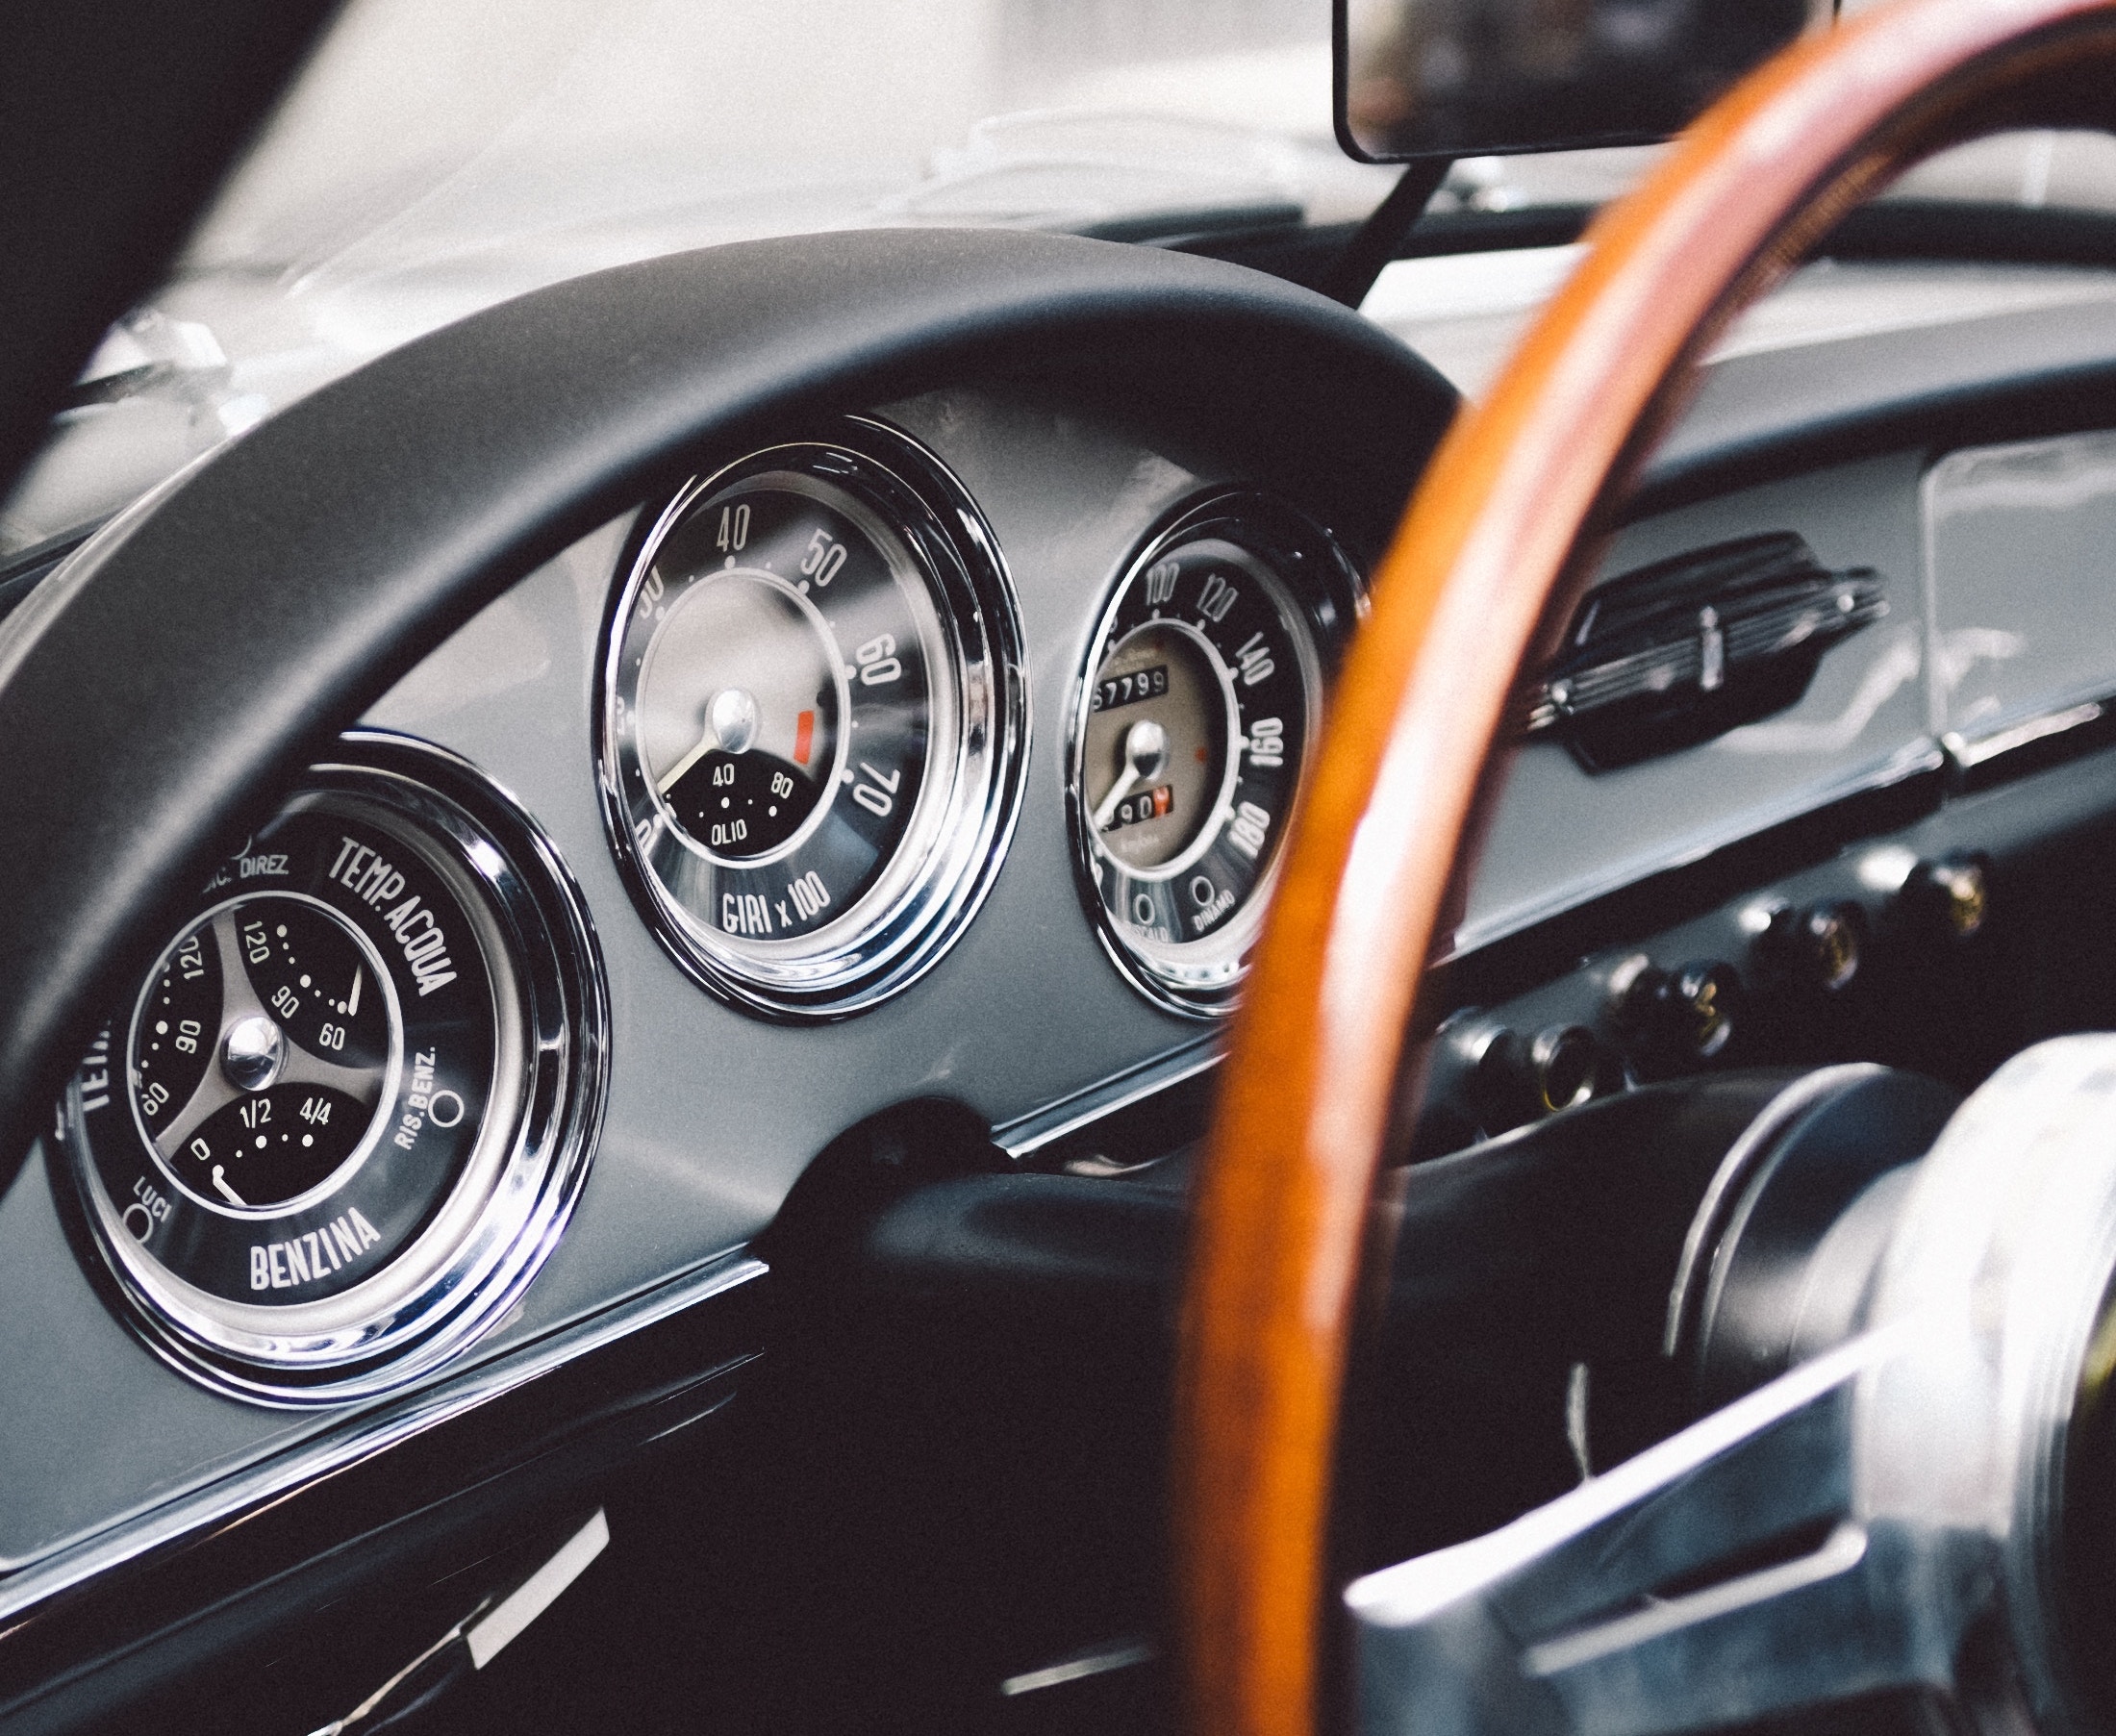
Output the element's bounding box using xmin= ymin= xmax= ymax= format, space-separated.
xmin=597 ymin=420 xmax=1028 ymax=1019
xmin=56 ymin=735 xmax=608 ymax=1406
xmin=1069 ymin=491 xmax=1364 ymax=1018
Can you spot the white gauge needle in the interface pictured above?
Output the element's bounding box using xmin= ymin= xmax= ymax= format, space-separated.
xmin=657 ymin=687 xmax=763 ymax=795
xmin=211 ymin=1165 xmax=246 ymax=1207
xmin=346 ymin=967 xmax=362 ymax=1019
xmin=657 ymin=730 xmax=718 ymax=796
xmin=1093 ymin=718 xmax=1171 ymax=830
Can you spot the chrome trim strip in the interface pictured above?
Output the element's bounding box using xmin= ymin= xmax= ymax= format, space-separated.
xmin=999 ymin=1640 xmax=1156 ymax=1698
xmin=0 ymin=1247 xmax=766 ymax=1625
xmin=1944 ymin=696 xmax=2105 ymax=771
xmin=994 ymin=1036 xmax=1221 ymax=1161
xmin=465 ymin=1506 xmax=610 ymax=1669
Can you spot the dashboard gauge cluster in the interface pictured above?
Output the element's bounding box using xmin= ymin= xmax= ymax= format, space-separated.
xmin=58 ymin=739 xmax=606 ymax=1404
xmin=599 ymin=423 xmax=1027 ymax=1018
xmin=1071 ymin=492 xmax=1363 ymax=1015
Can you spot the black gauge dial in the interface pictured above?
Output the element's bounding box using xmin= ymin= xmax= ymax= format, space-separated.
xmin=183 ymin=1082 xmax=374 ymax=1210
xmin=59 ymin=746 xmax=607 ymax=1404
xmin=602 ymin=430 xmax=1026 ymax=1017
xmin=1073 ymin=495 xmax=1362 ymax=1015
xmin=622 ymin=472 xmax=933 ymax=936
xmin=137 ymin=893 xmax=395 ymax=1212
xmin=233 ymin=897 xmax=392 ymax=1068
xmin=86 ymin=809 xmax=492 ymax=1303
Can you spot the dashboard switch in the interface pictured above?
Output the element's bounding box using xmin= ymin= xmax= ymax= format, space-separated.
xmin=1527 ymin=1025 xmax=1602 ymax=1115
xmin=1445 ymin=1019 xmax=1605 ymax=1130
xmin=1455 ymin=1022 xmax=1531 ymax=1132
xmin=1755 ymin=900 xmax=1863 ymax=994
xmin=1612 ymin=954 xmax=1742 ymax=1071
xmin=1605 ymin=952 xmax=1667 ymax=1038
xmin=1662 ymin=961 xmax=1742 ymax=1060
xmin=1905 ymin=853 xmax=1990 ymax=942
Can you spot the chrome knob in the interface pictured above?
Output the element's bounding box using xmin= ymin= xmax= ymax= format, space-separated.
xmin=707 ymin=687 xmax=761 ymax=756
xmin=219 ymin=1015 xmax=286 ymax=1094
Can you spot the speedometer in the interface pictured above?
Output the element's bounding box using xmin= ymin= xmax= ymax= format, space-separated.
xmin=600 ymin=424 xmax=1025 ymax=1017
xmin=1071 ymin=493 xmax=1362 ymax=1015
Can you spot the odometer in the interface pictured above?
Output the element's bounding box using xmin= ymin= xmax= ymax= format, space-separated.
xmin=1071 ymin=494 xmax=1362 ymax=1015
xmin=601 ymin=427 xmax=1025 ymax=1016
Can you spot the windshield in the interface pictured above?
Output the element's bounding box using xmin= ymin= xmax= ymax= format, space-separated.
xmin=6 ymin=0 xmax=2116 ymax=561
xmin=192 ymin=0 xmax=1375 ymax=276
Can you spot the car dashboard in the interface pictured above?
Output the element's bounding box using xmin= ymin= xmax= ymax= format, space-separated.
xmin=4 ymin=226 xmax=2116 ymax=1732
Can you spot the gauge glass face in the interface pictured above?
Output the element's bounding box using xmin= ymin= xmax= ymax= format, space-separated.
xmin=624 ymin=470 xmax=940 ymax=935
xmin=132 ymin=893 xmax=399 ymax=1215
xmin=81 ymin=804 xmax=499 ymax=1307
xmin=59 ymin=750 xmax=605 ymax=1403
xmin=1075 ymin=504 xmax=1358 ymax=1013
xmin=604 ymin=435 xmax=1025 ymax=1016
xmin=1083 ymin=620 xmax=1235 ymax=876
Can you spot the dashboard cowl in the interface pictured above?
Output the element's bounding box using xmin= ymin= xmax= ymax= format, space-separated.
xmin=0 ymin=228 xmax=1457 ymax=1191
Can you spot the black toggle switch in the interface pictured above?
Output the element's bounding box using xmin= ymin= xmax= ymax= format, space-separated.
xmin=1610 ymin=954 xmax=1743 ymax=1071
xmin=1754 ymin=900 xmax=1864 ymax=994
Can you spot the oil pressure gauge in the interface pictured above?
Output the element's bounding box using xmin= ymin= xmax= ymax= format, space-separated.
xmin=600 ymin=424 xmax=1026 ymax=1017
xmin=59 ymin=739 xmax=605 ymax=1404
xmin=1071 ymin=493 xmax=1362 ymax=1015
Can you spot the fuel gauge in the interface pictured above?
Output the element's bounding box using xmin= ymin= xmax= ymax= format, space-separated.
xmin=133 ymin=894 xmax=398 ymax=1212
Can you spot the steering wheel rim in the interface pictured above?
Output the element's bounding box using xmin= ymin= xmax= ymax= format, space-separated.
xmin=1173 ymin=3 xmax=2116 ymax=1733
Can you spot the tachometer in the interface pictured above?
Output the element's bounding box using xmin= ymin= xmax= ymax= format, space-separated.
xmin=1071 ymin=493 xmax=1362 ymax=1015
xmin=58 ymin=740 xmax=605 ymax=1404
xmin=600 ymin=425 xmax=1025 ymax=1016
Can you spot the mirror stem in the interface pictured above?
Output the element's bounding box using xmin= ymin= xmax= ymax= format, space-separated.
xmin=1322 ymin=157 xmax=1453 ymax=309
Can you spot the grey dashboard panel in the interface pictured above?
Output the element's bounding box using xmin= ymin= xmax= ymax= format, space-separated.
xmin=0 ymin=228 xmax=1452 ymax=1581
xmin=360 ymin=389 xmax=1226 ymax=1341
xmin=1927 ymin=428 xmax=2116 ymax=740
xmin=0 ymin=1147 xmax=319 ymax=1571
xmin=1459 ymin=450 xmax=1937 ymax=953
xmin=0 ymin=382 xmax=1323 ymax=1573
xmin=0 ymin=227 xmax=1451 ymax=1196
xmin=1461 ymin=413 xmax=2116 ymax=960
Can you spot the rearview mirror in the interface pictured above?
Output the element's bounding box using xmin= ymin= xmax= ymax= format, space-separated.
xmin=1338 ymin=0 xmax=1824 ymax=163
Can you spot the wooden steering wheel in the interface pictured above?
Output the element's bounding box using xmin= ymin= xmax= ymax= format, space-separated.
xmin=1174 ymin=2 xmax=2116 ymax=1732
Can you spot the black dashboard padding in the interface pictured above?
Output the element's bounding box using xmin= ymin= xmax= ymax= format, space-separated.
xmin=1638 ymin=296 xmax=2116 ymax=513
xmin=772 ymin=1068 xmax=1950 ymax=1609
xmin=0 ymin=228 xmax=1457 ymax=1186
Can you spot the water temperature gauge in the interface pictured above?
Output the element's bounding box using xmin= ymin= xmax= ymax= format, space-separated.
xmin=60 ymin=742 xmax=605 ymax=1403
xmin=1071 ymin=493 xmax=1362 ymax=1015
xmin=132 ymin=893 xmax=398 ymax=1212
